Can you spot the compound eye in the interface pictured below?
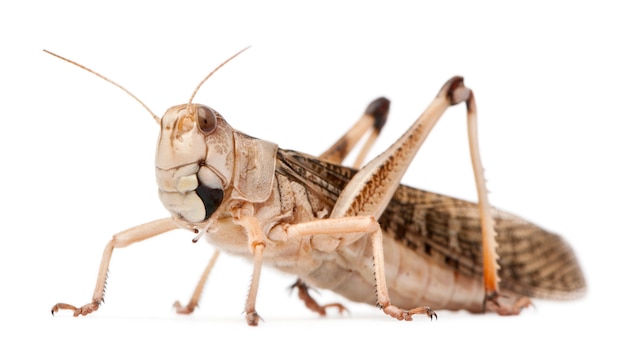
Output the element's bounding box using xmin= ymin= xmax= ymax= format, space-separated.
xmin=196 ymin=105 xmax=218 ymax=134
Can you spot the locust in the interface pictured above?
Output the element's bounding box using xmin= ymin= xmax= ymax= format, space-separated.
xmin=46 ymin=48 xmax=586 ymax=326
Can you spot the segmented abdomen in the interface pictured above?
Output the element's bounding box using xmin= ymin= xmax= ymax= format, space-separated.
xmin=381 ymin=185 xmax=586 ymax=300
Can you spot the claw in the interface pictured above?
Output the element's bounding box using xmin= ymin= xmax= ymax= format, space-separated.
xmin=428 ymin=308 xmax=438 ymax=321
xmin=484 ymin=291 xmax=532 ymax=315
xmin=173 ymin=300 xmax=196 ymax=315
xmin=383 ymin=304 xmax=436 ymax=321
xmin=290 ymin=278 xmax=349 ymax=316
xmin=246 ymin=310 xmax=263 ymax=326
xmin=51 ymin=301 xmax=100 ymax=317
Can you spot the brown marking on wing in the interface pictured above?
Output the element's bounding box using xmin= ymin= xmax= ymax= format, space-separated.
xmin=276 ymin=149 xmax=586 ymax=300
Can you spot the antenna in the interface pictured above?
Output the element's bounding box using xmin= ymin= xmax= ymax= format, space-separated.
xmin=43 ymin=49 xmax=161 ymax=124
xmin=186 ymin=46 xmax=251 ymax=112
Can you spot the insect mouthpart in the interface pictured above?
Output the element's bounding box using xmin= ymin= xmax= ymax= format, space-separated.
xmin=156 ymin=162 xmax=224 ymax=224
xmin=195 ymin=183 xmax=224 ymax=221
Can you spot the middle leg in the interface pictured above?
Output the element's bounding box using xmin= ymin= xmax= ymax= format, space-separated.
xmin=292 ymin=77 xmax=499 ymax=321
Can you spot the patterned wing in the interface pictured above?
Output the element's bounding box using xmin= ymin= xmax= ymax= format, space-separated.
xmin=276 ymin=149 xmax=586 ymax=300
xmin=381 ymin=186 xmax=586 ymax=299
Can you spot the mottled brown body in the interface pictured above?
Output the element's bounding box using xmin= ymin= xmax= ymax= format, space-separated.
xmin=274 ymin=150 xmax=585 ymax=311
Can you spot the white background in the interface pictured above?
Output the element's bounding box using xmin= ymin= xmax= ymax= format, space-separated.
xmin=1 ymin=1 xmax=624 ymax=337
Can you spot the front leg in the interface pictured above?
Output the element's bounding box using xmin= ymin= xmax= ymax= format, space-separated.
xmin=231 ymin=202 xmax=268 ymax=326
xmin=51 ymin=218 xmax=179 ymax=317
xmin=245 ymin=239 xmax=265 ymax=325
xmin=173 ymin=250 xmax=221 ymax=314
